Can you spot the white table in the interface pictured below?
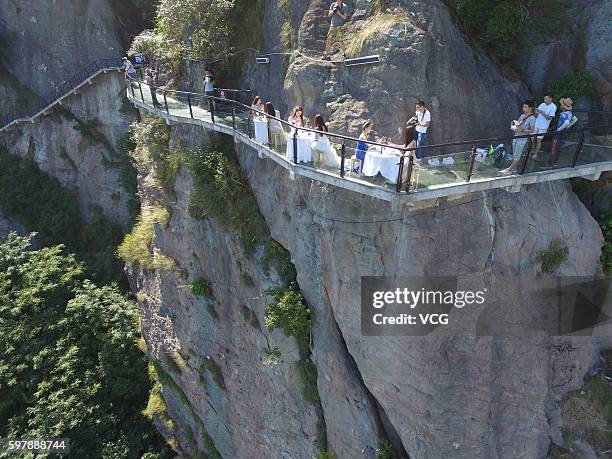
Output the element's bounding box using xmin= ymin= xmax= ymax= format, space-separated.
xmin=286 ymin=132 xmax=315 ymax=163
xmin=254 ymin=117 xmax=269 ymax=145
xmin=362 ymin=146 xmax=403 ymax=181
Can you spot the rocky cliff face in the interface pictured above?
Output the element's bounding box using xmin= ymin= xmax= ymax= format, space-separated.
xmin=0 ymin=0 xmax=151 ymax=131
xmin=128 ymin=114 xmax=612 ymax=458
xmin=119 ymin=1 xmax=612 ymax=458
xmin=2 ymin=0 xmax=611 ymax=457
xmin=0 ymin=71 xmax=135 ymax=226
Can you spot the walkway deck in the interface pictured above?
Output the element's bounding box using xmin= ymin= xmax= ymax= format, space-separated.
xmin=127 ymin=81 xmax=612 ymax=204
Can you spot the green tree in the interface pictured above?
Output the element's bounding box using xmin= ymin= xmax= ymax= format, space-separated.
xmin=0 ymin=149 xmax=126 ymax=287
xmin=0 ymin=233 xmax=170 ymax=458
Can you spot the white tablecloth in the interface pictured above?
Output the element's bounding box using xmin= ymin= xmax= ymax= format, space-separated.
xmin=254 ymin=117 xmax=269 ymax=145
xmin=286 ymin=132 xmax=315 ymax=163
xmin=362 ymin=146 xmax=402 ymax=180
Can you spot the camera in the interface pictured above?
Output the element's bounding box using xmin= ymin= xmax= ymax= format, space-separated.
xmin=332 ymin=4 xmax=339 ymax=12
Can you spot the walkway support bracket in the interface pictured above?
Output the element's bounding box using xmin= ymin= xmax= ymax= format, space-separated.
xmin=466 ymin=146 xmax=477 ymax=182
xmin=405 ymin=156 xmax=414 ymax=193
xmin=571 ymin=132 xmax=585 ymax=168
xmin=396 ymin=156 xmax=405 ymax=192
xmin=209 ymin=97 xmax=215 ymax=124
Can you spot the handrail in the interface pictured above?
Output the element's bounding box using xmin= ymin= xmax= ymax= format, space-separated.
xmin=130 ymin=77 xmax=612 ymax=196
xmin=0 ymin=58 xmax=123 ymax=129
xmin=141 ymin=79 xmax=612 ymax=156
xmin=574 ymin=110 xmax=612 ymax=115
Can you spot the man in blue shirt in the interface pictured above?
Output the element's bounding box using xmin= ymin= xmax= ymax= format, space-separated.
xmin=323 ymin=1 xmax=349 ymax=61
xmin=546 ymin=98 xmax=574 ymax=166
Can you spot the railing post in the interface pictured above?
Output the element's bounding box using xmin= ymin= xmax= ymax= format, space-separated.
xmin=293 ymin=128 xmax=299 ymax=164
xmin=405 ymin=155 xmax=414 ymax=193
xmin=518 ymin=136 xmax=533 ymax=174
xmin=163 ymin=91 xmax=169 ymax=115
xmin=247 ymin=113 xmax=253 ymax=139
xmin=188 ymin=94 xmax=194 ymax=118
xmin=209 ymin=97 xmax=215 ymax=123
xmin=138 ymin=81 xmax=144 ymax=102
xmin=466 ymin=146 xmax=477 ymax=182
xmin=571 ymin=131 xmax=585 ymax=168
xmin=231 ymin=105 xmax=236 ymax=130
xmin=130 ymin=81 xmax=135 ymax=99
xmin=340 ymin=143 xmax=346 ymax=177
xmin=396 ymin=155 xmax=405 ymax=192
xmin=267 ymin=114 xmax=272 ymax=146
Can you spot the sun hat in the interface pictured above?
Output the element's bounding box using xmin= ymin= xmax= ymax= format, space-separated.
xmin=560 ymin=98 xmax=573 ymax=110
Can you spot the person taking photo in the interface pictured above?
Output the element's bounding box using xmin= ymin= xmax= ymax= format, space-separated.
xmin=323 ymin=0 xmax=349 ymax=61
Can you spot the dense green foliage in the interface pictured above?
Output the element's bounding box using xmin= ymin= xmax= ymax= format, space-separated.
xmin=0 ymin=234 xmax=170 ymax=458
xmin=446 ymin=0 xmax=569 ymax=60
xmin=130 ymin=0 xmax=265 ymax=83
xmin=184 ymin=137 xmax=268 ymax=254
xmin=0 ymin=149 xmax=126 ymax=287
xmin=597 ymin=211 xmax=612 ymax=273
xmin=261 ymin=239 xmax=298 ymax=285
xmin=547 ymin=69 xmax=595 ymax=102
xmin=264 ymin=283 xmax=312 ymax=358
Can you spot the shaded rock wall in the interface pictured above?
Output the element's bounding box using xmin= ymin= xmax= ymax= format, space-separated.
xmin=0 ymin=0 xmax=130 ymax=114
xmin=0 ymin=71 xmax=135 ymax=226
xmin=517 ymin=0 xmax=612 ymax=110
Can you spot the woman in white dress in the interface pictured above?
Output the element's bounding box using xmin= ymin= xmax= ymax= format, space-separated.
xmin=251 ymin=95 xmax=265 ymax=113
xmin=288 ymin=106 xmax=307 ymax=128
xmin=311 ymin=114 xmax=340 ymax=168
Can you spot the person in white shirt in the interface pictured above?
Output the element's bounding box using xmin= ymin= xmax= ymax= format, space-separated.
xmin=533 ymin=94 xmax=557 ymax=158
xmin=414 ymin=100 xmax=431 ymax=159
xmin=122 ymin=57 xmax=137 ymax=79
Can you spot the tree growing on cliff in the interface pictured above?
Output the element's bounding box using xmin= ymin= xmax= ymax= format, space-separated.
xmin=0 ymin=233 xmax=170 ymax=458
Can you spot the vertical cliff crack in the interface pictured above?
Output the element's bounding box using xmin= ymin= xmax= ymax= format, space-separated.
xmin=321 ymin=285 xmax=410 ymax=458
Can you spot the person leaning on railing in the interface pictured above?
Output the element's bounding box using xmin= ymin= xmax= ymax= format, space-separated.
xmin=500 ymin=99 xmax=536 ymax=175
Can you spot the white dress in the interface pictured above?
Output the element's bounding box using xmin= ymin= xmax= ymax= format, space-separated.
xmin=311 ymin=134 xmax=340 ymax=168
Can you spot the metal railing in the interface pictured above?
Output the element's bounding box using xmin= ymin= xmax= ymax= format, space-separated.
xmin=0 ymin=58 xmax=123 ymax=129
xmin=128 ymin=78 xmax=612 ymax=194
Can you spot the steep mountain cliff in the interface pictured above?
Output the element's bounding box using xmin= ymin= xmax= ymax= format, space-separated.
xmin=2 ymin=0 xmax=612 ymax=458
